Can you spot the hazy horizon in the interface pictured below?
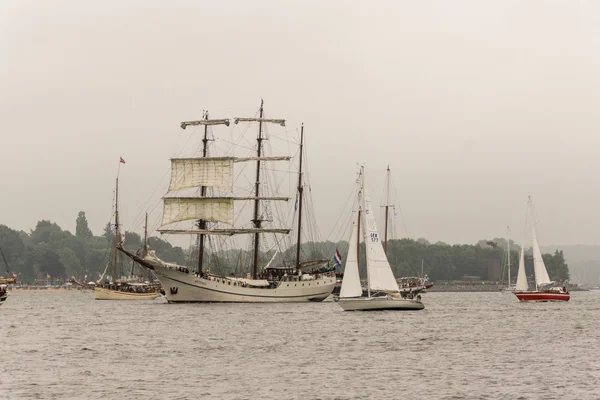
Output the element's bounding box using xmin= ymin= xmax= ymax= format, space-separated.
xmin=2 ymin=0 xmax=599 ymax=247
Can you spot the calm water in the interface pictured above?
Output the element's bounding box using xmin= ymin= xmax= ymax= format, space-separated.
xmin=1 ymin=291 xmax=599 ymax=399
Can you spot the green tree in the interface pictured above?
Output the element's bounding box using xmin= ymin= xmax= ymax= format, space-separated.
xmin=0 ymin=225 xmax=25 ymax=269
xmin=124 ymin=231 xmax=142 ymax=250
xmin=543 ymin=250 xmax=570 ymax=282
xmin=58 ymin=248 xmax=82 ymax=279
xmin=75 ymin=211 xmax=93 ymax=239
xmin=30 ymin=220 xmax=62 ymax=245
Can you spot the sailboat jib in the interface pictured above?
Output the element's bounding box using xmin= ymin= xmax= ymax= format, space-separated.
xmin=361 ymin=183 xmax=400 ymax=293
xmin=340 ymin=213 xmax=362 ymax=298
xmin=515 ymin=246 xmax=528 ymax=291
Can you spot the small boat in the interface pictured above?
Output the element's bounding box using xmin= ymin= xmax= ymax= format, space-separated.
xmin=0 ymin=284 xmax=8 ymax=305
xmin=94 ymin=167 xmax=160 ymax=301
xmin=513 ymin=196 xmax=569 ymax=302
xmin=94 ymin=283 xmax=160 ymax=300
xmin=335 ymin=166 xmax=424 ymax=311
xmin=0 ymin=247 xmax=17 ymax=306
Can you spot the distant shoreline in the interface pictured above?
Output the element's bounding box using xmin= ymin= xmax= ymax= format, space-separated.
xmin=428 ymin=283 xmax=585 ymax=292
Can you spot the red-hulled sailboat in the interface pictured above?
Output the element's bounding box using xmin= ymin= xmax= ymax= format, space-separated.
xmin=513 ymin=196 xmax=569 ymax=302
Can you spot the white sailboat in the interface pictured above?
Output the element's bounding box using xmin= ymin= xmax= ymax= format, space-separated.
xmin=119 ymin=102 xmax=336 ymax=302
xmin=335 ymin=167 xmax=424 ymax=311
xmin=513 ymin=196 xmax=569 ymax=302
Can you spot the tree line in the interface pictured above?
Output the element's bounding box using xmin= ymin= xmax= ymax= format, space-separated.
xmin=0 ymin=212 xmax=186 ymax=283
xmin=0 ymin=213 xmax=569 ymax=284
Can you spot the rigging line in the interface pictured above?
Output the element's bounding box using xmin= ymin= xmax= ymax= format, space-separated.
xmin=216 ymin=137 xmax=256 ymax=153
xmin=223 ymin=111 xmax=259 ymax=157
xmin=390 ymin=177 xmax=409 ymax=238
xmin=127 ymin=125 xmax=200 ymax=232
xmin=324 ymin=183 xmax=357 ymax=241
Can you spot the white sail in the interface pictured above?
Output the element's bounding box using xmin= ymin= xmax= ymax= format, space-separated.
xmin=515 ymin=246 xmax=528 ymax=291
xmin=361 ymin=182 xmax=400 ymax=293
xmin=531 ymin=222 xmax=552 ymax=287
xmin=169 ymin=157 xmax=233 ymax=192
xmin=340 ymin=213 xmax=362 ymax=298
xmin=162 ymin=198 xmax=234 ymax=225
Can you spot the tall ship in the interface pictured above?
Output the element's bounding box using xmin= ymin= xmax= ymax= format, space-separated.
xmin=513 ymin=196 xmax=569 ymax=302
xmin=120 ymin=102 xmax=336 ymax=302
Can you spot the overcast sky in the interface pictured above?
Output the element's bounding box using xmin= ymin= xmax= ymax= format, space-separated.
xmin=1 ymin=0 xmax=599 ymax=247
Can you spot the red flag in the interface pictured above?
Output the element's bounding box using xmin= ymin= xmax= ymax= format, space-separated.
xmin=120 ymin=157 xmax=126 ymax=164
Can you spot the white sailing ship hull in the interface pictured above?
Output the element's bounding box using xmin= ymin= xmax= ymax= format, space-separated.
xmin=336 ymin=296 xmax=425 ymax=311
xmin=94 ymin=287 xmax=160 ymax=301
xmin=154 ymin=265 xmax=336 ymax=303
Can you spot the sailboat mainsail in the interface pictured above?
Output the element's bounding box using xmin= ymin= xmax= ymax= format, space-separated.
xmin=361 ymin=181 xmax=400 ymax=293
xmin=530 ymin=203 xmax=552 ymax=288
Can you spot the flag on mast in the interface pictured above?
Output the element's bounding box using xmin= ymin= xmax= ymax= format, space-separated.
xmin=120 ymin=157 xmax=126 ymax=164
xmin=333 ymin=249 xmax=342 ymax=267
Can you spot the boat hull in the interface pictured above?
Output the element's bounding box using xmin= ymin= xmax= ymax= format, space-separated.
xmin=336 ymin=296 xmax=425 ymax=311
xmin=94 ymin=287 xmax=160 ymax=301
xmin=0 ymin=293 xmax=7 ymax=305
xmin=513 ymin=291 xmax=570 ymax=302
xmin=153 ymin=265 xmax=337 ymax=303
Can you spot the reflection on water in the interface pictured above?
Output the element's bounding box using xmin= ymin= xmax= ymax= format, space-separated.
xmin=1 ymin=291 xmax=599 ymax=399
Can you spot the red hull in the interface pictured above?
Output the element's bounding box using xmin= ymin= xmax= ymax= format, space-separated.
xmin=514 ymin=291 xmax=570 ymax=302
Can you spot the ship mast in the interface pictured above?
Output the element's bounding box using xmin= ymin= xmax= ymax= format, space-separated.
xmin=383 ymin=165 xmax=391 ymax=254
xmin=252 ymin=101 xmax=265 ymax=279
xmin=143 ymin=212 xmax=148 ymax=257
xmin=113 ymin=177 xmax=120 ymax=284
xmin=295 ymin=124 xmax=305 ymax=268
xmin=197 ymin=111 xmax=209 ymax=275
xmin=164 ymin=104 xmax=286 ymax=279
xmin=358 ymin=167 xmax=368 ymax=297
xmin=178 ymin=112 xmax=230 ymax=275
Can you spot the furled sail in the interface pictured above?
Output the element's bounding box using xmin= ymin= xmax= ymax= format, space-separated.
xmin=361 ymin=181 xmax=400 ymax=293
xmin=162 ymin=197 xmax=234 ymax=226
xmin=340 ymin=209 xmax=362 ymax=298
xmin=169 ymin=157 xmax=233 ymax=192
